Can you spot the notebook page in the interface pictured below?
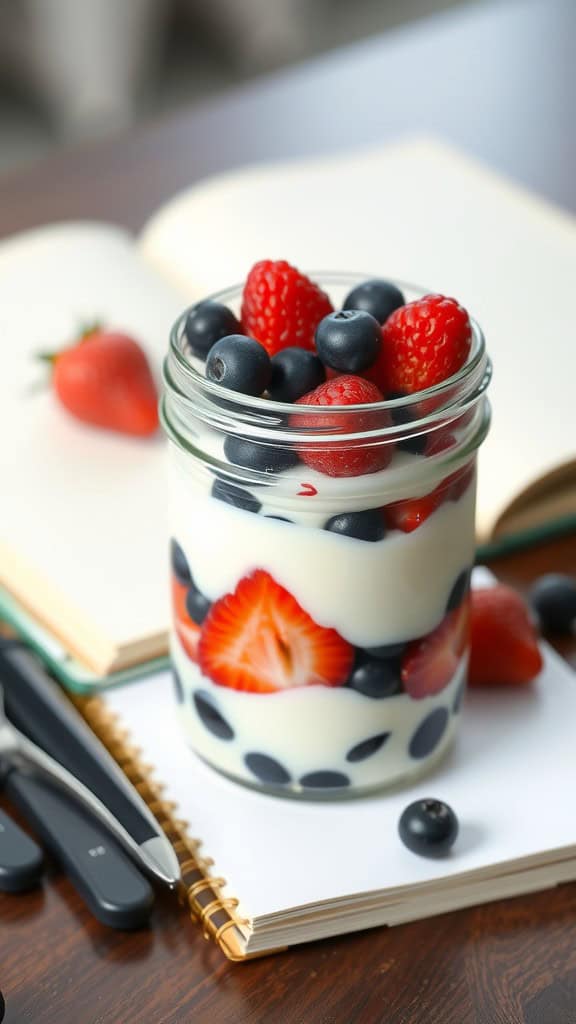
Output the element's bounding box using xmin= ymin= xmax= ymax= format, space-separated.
xmin=104 ymin=575 xmax=576 ymax=923
xmin=140 ymin=137 xmax=576 ymax=539
xmin=0 ymin=223 xmax=186 ymax=671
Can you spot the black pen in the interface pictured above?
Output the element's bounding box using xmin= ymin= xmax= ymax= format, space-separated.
xmin=0 ymin=639 xmax=180 ymax=888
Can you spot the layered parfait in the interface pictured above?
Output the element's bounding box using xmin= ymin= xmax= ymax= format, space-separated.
xmin=162 ymin=262 xmax=491 ymax=797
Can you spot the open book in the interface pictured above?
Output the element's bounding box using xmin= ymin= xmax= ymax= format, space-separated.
xmin=1 ymin=137 xmax=575 ymax=678
xmin=82 ymin=570 xmax=576 ymax=959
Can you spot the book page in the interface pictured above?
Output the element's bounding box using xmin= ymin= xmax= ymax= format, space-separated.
xmin=139 ymin=138 xmax=576 ymax=539
xmin=104 ymin=569 xmax=576 ymax=928
xmin=0 ymin=223 xmax=187 ymax=672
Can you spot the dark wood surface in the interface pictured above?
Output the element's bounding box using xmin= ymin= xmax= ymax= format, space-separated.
xmin=2 ymin=1 xmax=576 ymax=1021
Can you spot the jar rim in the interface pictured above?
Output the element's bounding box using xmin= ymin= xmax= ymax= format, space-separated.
xmin=166 ymin=273 xmax=490 ymax=420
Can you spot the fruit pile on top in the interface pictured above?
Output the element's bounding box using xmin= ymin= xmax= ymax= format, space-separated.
xmin=184 ymin=259 xmax=472 ymax=405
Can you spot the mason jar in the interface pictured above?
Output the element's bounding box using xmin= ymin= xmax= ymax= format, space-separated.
xmin=161 ymin=274 xmax=491 ymax=799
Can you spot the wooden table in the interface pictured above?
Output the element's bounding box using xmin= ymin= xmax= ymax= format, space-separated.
xmin=1 ymin=1 xmax=576 ymax=1020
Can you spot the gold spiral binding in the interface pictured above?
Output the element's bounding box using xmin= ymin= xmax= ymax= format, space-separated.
xmin=70 ymin=693 xmax=271 ymax=961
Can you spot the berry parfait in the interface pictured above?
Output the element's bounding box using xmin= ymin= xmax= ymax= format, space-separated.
xmin=162 ymin=263 xmax=492 ymax=799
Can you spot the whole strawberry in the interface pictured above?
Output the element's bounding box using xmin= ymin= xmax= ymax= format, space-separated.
xmin=468 ymin=584 xmax=543 ymax=686
xmin=381 ymin=295 xmax=472 ymax=394
xmin=241 ymin=259 xmax=333 ymax=356
xmin=46 ymin=327 xmax=159 ymax=437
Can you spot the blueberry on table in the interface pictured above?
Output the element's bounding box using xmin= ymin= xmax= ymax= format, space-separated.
xmin=342 ymin=279 xmax=405 ymax=324
xmin=529 ymin=574 xmax=576 ymax=633
xmin=205 ymin=335 xmax=272 ymax=395
xmin=224 ymin=434 xmax=299 ymax=473
xmin=398 ymin=798 xmax=458 ymax=858
xmin=324 ymin=509 xmax=386 ymax=542
xmin=184 ymin=301 xmax=241 ymax=358
xmin=170 ymin=539 xmax=191 ymax=584
xmin=315 ymin=310 xmax=381 ymax=372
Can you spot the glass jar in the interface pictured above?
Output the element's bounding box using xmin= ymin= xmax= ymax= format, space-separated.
xmin=161 ymin=274 xmax=491 ymax=799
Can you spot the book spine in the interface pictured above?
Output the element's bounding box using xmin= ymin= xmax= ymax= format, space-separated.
xmin=73 ymin=694 xmax=256 ymax=961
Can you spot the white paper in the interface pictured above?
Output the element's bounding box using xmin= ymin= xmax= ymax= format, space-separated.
xmin=0 ymin=223 xmax=186 ymax=667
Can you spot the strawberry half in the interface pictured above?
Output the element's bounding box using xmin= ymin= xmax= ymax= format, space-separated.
xmin=172 ymin=576 xmax=201 ymax=662
xmin=402 ymin=602 xmax=469 ymax=699
xmin=198 ymin=570 xmax=353 ymax=693
xmin=241 ymin=259 xmax=333 ymax=357
xmin=293 ymin=374 xmax=393 ymax=477
xmin=468 ymin=584 xmax=543 ymax=686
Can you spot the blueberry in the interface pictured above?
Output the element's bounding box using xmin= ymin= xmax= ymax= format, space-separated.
xmin=211 ymin=479 xmax=261 ymax=513
xmin=223 ymin=434 xmax=299 ymax=474
xmin=529 ymin=574 xmax=576 ymax=633
xmin=206 ymin=335 xmax=272 ymax=396
xmin=388 ymin=391 xmax=427 ymax=455
xmin=172 ymin=666 xmax=185 ymax=704
xmin=269 ymin=347 xmax=325 ymax=402
xmin=347 ymin=654 xmax=402 ymax=698
xmin=193 ymin=692 xmax=234 ymax=740
xmin=171 ymin=539 xmax=191 ymax=584
xmin=185 ymin=584 xmax=211 ymax=625
xmin=346 ymin=732 xmax=390 ymax=763
xmin=324 ymin=509 xmax=386 ymax=542
xmin=343 ymin=279 xmax=405 ymax=325
xmin=315 ymin=310 xmax=381 ymax=373
xmin=184 ymin=301 xmax=241 ymax=358
xmin=299 ymin=771 xmax=350 ymax=789
xmin=362 ymin=641 xmax=406 ymax=660
xmin=446 ymin=568 xmax=471 ymax=612
xmin=398 ymin=798 xmax=458 ymax=858
xmin=452 ymin=681 xmax=465 ymax=714
xmin=409 ymin=708 xmax=449 ymax=760
xmin=244 ymin=752 xmax=291 ymax=785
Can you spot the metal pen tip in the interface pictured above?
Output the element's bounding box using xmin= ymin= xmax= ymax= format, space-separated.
xmin=140 ymin=836 xmax=181 ymax=887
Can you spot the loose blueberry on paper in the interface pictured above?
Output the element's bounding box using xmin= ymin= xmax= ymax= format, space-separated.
xmin=398 ymin=798 xmax=459 ymax=858
xmin=529 ymin=574 xmax=576 ymax=633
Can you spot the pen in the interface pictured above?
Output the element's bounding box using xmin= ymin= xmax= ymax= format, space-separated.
xmin=5 ymin=771 xmax=154 ymax=928
xmin=0 ymin=640 xmax=180 ymax=888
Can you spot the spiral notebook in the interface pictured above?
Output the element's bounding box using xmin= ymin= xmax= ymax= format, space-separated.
xmin=74 ymin=573 xmax=576 ymax=960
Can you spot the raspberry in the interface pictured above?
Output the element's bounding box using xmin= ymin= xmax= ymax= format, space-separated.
xmin=241 ymin=260 xmax=333 ymax=357
xmin=293 ymin=375 xmax=393 ymax=477
xmin=381 ymin=295 xmax=472 ymax=394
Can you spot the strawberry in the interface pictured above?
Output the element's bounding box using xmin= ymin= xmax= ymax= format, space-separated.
xmin=241 ymin=260 xmax=333 ymax=356
xmin=45 ymin=327 xmax=158 ymax=436
xmin=172 ymin=577 xmax=201 ymax=662
xmin=381 ymin=295 xmax=472 ymax=394
xmin=402 ymin=602 xmax=469 ymax=699
xmin=468 ymin=585 xmax=543 ymax=686
xmin=198 ymin=569 xmax=353 ymax=693
xmin=293 ymin=374 xmax=393 ymax=477
xmin=384 ymin=491 xmax=442 ymax=533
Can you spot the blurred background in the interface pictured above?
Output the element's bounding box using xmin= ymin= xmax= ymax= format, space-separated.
xmin=0 ymin=0 xmax=468 ymax=176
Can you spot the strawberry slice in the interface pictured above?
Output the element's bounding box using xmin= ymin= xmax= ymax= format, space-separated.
xmin=198 ymin=570 xmax=353 ymax=693
xmin=468 ymin=584 xmax=543 ymax=686
xmin=402 ymin=602 xmax=469 ymax=699
xmin=384 ymin=491 xmax=442 ymax=533
xmin=172 ymin=576 xmax=201 ymax=662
